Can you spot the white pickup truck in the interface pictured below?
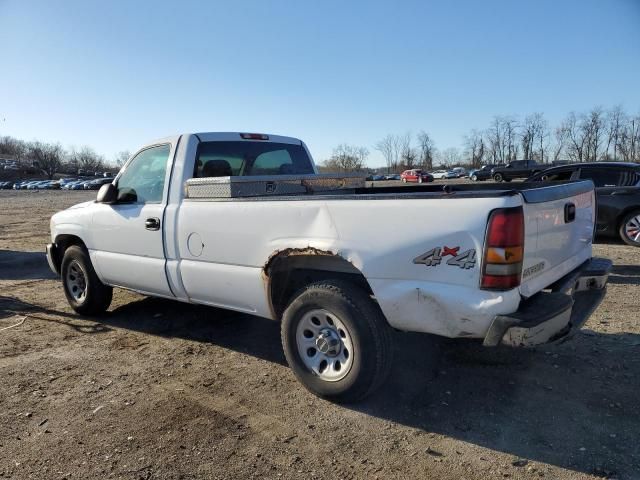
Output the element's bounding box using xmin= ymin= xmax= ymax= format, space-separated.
xmin=47 ymin=132 xmax=611 ymax=402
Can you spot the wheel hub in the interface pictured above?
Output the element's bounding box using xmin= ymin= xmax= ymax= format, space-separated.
xmin=315 ymin=328 xmax=341 ymax=356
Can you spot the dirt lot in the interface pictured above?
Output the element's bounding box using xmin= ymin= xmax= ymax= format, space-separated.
xmin=1 ymin=189 xmax=639 ymax=480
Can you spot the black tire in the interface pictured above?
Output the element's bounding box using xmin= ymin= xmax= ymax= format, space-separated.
xmin=281 ymin=280 xmax=393 ymax=403
xmin=402 ymin=178 xmax=407 ymax=183
xmin=61 ymin=245 xmax=113 ymax=315
xmin=418 ymin=177 xmax=423 ymax=184
xmin=470 ymin=174 xmax=478 ymax=181
xmin=493 ymin=173 xmax=503 ymax=182
xmin=619 ymin=210 xmax=640 ymax=247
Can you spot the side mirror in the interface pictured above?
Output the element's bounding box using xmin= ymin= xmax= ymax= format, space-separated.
xmin=96 ymin=183 xmax=117 ymax=204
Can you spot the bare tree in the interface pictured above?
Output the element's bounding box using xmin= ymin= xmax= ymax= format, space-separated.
xmin=563 ymin=112 xmax=587 ymax=162
xmin=464 ymin=129 xmax=485 ymax=168
xmin=321 ymin=144 xmax=368 ymax=172
xmin=438 ymin=147 xmax=461 ymax=167
xmin=398 ymin=132 xmax=417 ymax=169
xmin=375 ymin=135 xmax=395 ymax=173
xmin=583 ymin=107 xmax=605 ymax=161
xmin=29 ymin=142 xmax=64 ymax=179
xmin=552 ymin=123 xmax=569 ymax=162
xmin=486 ymin=116 xmax=518 ymax=163
xmin=416 ymin=131 xmax=435 ymax=170
xmin=619 ymin=113 xmax=640 ymax=162
xmin=605 ymin=105 xmax=625 ymax=161
xmin=68 ymin=146 xmax=104 ymax=172
xmin=114 ymin=150 xmax=131 ymax=168
xmin=503 ymin=116 xmax=519 ymax=161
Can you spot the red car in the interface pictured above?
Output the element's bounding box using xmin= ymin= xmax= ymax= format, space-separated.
xmin=401 ymin=169 xmax=434 ymax=183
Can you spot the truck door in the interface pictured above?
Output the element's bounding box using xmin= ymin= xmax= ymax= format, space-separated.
xmin=90 ymin=143 xmax=175 ymax=297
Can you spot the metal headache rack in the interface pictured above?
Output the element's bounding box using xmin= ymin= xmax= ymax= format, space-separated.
xmin=185 ymin=174 xmax=366 ymax=199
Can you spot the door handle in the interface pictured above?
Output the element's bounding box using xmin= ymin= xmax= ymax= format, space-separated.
xmin=564 ymin=203 xmax=576 ymax=223
xmin=145 ymin=217 xmax=161 ymax=231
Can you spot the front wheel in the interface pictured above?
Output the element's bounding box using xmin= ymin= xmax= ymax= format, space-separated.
xmin=418 ymin=177 xmax=423 ymax=184
xmin=493 ymin=173 xmax=503 ymax=182
xmin=470 ymin=174 xmax=478 ymax=181
xmin=402 ymin=178 xmax=407 ymax=183
xmin=61 ymin=245 xmax=113 ymax=315
xmin=281 ymin=280 xmax=393 ymax=403
xmin=620 ymin=211 xmax=640 ymax=246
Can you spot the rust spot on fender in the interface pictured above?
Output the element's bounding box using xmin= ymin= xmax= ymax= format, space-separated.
xmin=263 ymin=247 xmax=337 ymax=276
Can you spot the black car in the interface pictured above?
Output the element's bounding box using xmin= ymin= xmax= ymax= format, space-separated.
xmin=527 ymin=162 xmax=640 ymax=246
xmin=469 ymin=164 xmax=497 ymax=181
xmin=491 ymin=160 xmax=542 ymax=182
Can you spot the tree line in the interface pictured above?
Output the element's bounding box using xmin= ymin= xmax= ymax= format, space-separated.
xmin=0 ymin=135 xmax=130 ymax=179
xmin=320 ymin=105 xmax=640 ymax=173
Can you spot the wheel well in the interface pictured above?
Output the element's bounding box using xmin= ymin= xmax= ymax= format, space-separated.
xmin=617 ymin=207 xmax=640 ymax=230
xmin=265 ymin=250 xmax=373 ymax=319
xmin=54 ymin=234 xmax=87 ymax=269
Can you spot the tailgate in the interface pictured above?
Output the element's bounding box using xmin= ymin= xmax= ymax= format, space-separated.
xmin=519 ymin=181 xmax=595 ymax=297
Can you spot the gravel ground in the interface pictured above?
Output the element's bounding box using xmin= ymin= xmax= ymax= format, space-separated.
xmin=0 ymin=189 xmax=639 ymax=480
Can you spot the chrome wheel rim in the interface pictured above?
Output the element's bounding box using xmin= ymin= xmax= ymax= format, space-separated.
xmin=624 ymin=215 xmax=640 ymax=243
xmin=66 ymin=260 xmax=87 ymax=302
xmin=296 ymin=309 xmax=354 ymax=382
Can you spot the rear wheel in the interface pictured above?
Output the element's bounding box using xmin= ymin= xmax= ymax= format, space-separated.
xmin=620 ymin=211 xmax=640 ymax=247
xmin=281 ymin=280 xmax=393 ymax=403
xmin=418 ymin=177 xmax=423 ymax=184
xmin=61 ymin=245 xmax=112 ymax=315
xmin=493 ymin=173 xmax=503 ymax=182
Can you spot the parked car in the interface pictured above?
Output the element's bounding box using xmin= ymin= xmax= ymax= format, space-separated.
xmin=527 ymin=162 xmax=640 ymax=246
xmin=27 ymin=180 xmax=49 ymax=189
xmin=430 ymin=170 xmax=455 ymax=179
xmin=0 ymin=181 xmax=15 ymax=189
xmin=450 ymin=167 xmax=467 ymax=178
xmin=491 ymin=160 xmax=542 ymax=182
xmin=46 ymin=131 xmax=610 ymax=402
xmin=71 ymin=180 xmax=92 ymax=190
xmin=84 ymin=178 xmax=114 ymax=190
xmin=384 ymin=174 xmax=401 ymax=181
xmin=401 ymin=169 xmax=434 ymax=183
xmin=469 ymin=164 xmax=498 ymax=181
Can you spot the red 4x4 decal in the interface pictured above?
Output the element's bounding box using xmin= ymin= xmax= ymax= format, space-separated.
xmin=413 ymin=246 xmax=476 ymax=269
xmin=442 ymin=246 xmax=459 ymax=257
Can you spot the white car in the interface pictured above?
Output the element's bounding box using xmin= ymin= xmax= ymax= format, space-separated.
xmin=430 ymin=170 xmax=449 ymax=179
xmin=46 ymin=132 xmax=611 ymax=402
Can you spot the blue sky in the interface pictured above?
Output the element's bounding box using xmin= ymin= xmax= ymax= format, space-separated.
xmin=1 ymin=0 xmax=639 ymax=167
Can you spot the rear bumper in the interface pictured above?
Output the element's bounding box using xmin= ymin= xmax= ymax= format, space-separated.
xmin=483 ymin=257 xmax=612 ymax=347
xmin=46 ymin=242 xmax=61 ymax=276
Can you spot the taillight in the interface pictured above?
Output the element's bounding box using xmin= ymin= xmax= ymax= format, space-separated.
xmin=240 ymin=133 xmax=269 ymax=140
xmin=481 ymin=207 xmax=524 ymax=290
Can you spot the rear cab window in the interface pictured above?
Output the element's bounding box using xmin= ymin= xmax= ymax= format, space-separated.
xmin=194 ymin=141 xmax=314 ymax=178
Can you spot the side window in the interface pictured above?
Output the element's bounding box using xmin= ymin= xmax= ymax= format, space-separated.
xmin=579 ymin=168 xmax=621 ymax=188
xmin=251 ymin=149 xmax=294 ymax=175
xmin=116 ymin=144 xmax=170 ymax=203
